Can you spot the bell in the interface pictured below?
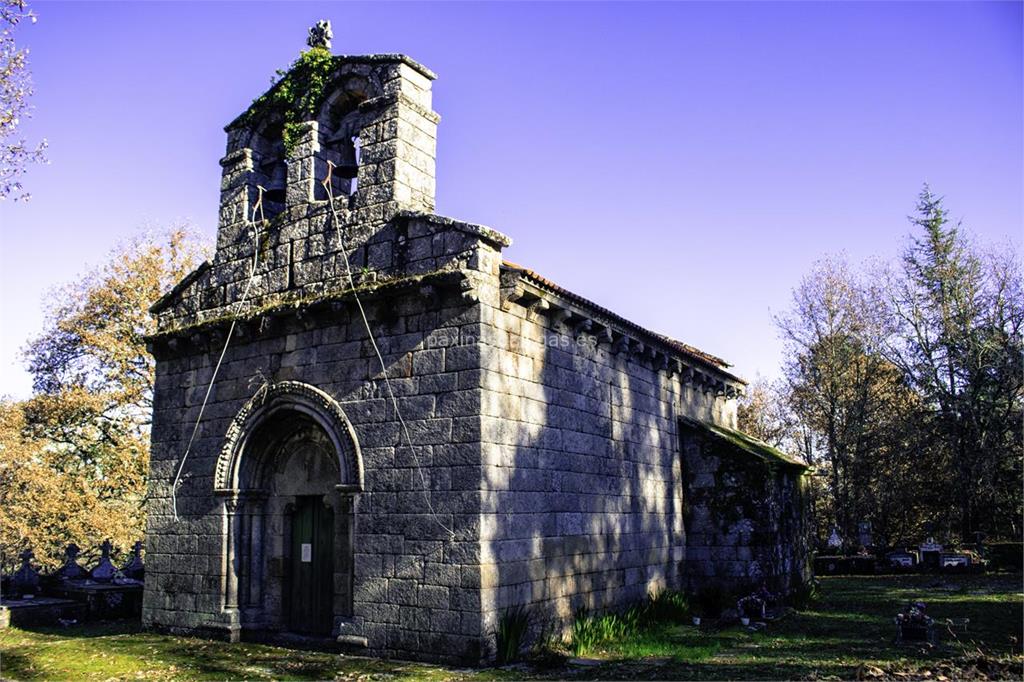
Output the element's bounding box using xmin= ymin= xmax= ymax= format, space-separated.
xmin=260 ymin=159 xmax=287 ymax=204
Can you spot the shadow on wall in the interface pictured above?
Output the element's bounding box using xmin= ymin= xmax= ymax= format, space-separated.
xmin=481 ymin=307 xmax=694 ymax=652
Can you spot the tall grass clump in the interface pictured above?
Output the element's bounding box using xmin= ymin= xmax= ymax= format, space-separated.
xmin=495 ymin=604 xmax=531 ymax=664
xmin=570 ymin=607 xmax=631 ymax=656
xmin=568 ymin=589 xmax=691 ymax=656
xmin=644 ymin=589 xmax=689 ymax=622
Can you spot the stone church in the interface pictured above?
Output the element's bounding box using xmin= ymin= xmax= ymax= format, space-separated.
xmin=143 ymin=26 xmax=810 ymax=663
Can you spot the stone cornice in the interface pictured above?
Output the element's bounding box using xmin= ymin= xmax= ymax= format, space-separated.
xmin=145 ymin=269 xmax=465 ymax=351
xmin=150 ymin=261 xmax=212 ymax=315
xmin=394 ymin=211 xmax=513 ymax=250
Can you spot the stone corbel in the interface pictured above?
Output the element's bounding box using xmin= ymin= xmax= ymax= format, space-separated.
xmin=500 ymin=284 xmax=527 ymax=312
xmin=612 ymin=335 xmax=632 ymax=355
xmin=295 ymin=308 xmax=316 ymax=330
xmin=658 ymin=354 xmax=670 ymax=373
xmin=526 ymin=298 xmax=550 ymax=321
xmin=551 ymin=306 xmax=572 ymax=328
xmin=258 ymin=314 xmax=276 ymax=337
xmin=573 ymin=318 xmax=593 ymax=339
xmin=459 ymin=278 xmax=478 ymax=303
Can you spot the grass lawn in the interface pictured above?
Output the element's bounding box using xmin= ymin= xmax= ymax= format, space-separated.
xmin=1 ymin=574 xmax=1021 ymax=681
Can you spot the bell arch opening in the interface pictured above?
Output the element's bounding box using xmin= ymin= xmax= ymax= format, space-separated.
xmin=215 ymin=382 xmax=360 ymax=637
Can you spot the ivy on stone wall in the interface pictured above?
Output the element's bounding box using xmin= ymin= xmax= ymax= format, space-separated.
xmin=238 ymin=47 xmax=338 ymax=155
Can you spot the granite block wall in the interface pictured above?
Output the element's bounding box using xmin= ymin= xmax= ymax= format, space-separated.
xmin=145 ymin=279 xmax=491 ymax=661
xmin=680 ymin=427 xmax=811 ymax=595
xmin=472 ymin=273 xmax=739 ymax=653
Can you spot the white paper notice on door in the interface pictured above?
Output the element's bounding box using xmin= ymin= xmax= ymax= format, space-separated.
xmin=301 ymin=543 xmax=312 ymax=562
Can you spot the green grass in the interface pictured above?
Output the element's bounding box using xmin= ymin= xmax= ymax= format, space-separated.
xmin=0 ymin=621 xmax=471 ymax=682
xmin=1 ymin=574 xmax=1021 ymax=681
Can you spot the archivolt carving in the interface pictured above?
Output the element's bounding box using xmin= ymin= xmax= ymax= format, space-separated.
xmin=215 ymin=381 xmax=363 ymax=493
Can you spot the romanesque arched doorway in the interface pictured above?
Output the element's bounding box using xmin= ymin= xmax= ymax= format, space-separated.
xmin=215 ymin=382 xmax=362 ymax=638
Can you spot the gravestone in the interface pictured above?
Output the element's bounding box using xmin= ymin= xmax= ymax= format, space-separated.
xmin=11 ymin=550 xmax=40 ymax=597
xmin=89 ymin=539 xmax=119 ymax=583
xmin=857 ymin=521 xmax=872 ymax=549
xmin=919 ymin=537 xmax=943 ymax=569
xmin=940 ymin=553 xmax=970 ymax=569
xmin=121 ymin=541 xmax=144 ymax=580
xmin=827 ymin=528 xmax=843 ymax=550
xmin=887 ymin=550 xmax=916 ymax=568
xmin=57 ymin=544 xmax=87 ymax=581
xmin=56 ymin=540 xmax=143 ymax=620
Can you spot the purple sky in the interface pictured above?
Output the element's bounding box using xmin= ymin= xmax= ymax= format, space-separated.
xmin=1 ymin=1 xmax=1021 ymax=398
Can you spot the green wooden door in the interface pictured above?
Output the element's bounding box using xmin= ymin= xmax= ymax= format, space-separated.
xmin=288 ymin=496 xmax=334 ymax=635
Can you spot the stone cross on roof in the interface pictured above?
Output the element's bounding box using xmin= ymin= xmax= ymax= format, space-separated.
xmin=307 ymin=20 xmax=332 ymax=50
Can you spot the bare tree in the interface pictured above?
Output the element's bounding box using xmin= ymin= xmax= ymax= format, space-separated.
xmin=776 ymin=256 xmax=924 ymax=548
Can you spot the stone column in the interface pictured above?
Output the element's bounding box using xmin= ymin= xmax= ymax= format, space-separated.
xmin=245 ymin=494 xmax=266 ymax=610
xmin=285 ymin=121 xmax=322 ymax=208
xmin=216 ymin=148 xmax=256 ymax=252
xmin=224 ymin=496 xmax=240 ymax=613
xmin=354 ymin=62 xmax=440 ymax=216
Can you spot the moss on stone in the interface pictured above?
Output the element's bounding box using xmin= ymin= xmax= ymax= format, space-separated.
xmin=701 ymin=421 xmax=808 ymax=469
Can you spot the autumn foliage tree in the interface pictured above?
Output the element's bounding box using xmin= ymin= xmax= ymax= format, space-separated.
xmin=0 ymin=229 xmax=207 ymax=570
xmin=767 ymin=187 xmax=1023 ymax=549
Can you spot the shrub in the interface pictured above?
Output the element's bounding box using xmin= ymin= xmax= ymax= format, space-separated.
xmin=495 ymin=604 xmax=531 ymax=665
xmin=986 ymin=542 xmax=1023 ymax=571
xmin=644 ymin=589 xmax=689 ymax=623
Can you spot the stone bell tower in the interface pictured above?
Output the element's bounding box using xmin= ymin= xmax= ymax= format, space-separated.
xmin=215 ymin=22 xmax=440 ymax=253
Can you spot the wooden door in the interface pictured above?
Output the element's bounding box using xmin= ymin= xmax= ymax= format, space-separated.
xmin=287 ymin=496 xmax=334 ymax=635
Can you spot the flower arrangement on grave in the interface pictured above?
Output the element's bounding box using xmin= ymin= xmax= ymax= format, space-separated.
xmin=736 ymin=584 xmax=775 ymax=621
xmin=894 ymin=601 xmax=936 ymax=644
